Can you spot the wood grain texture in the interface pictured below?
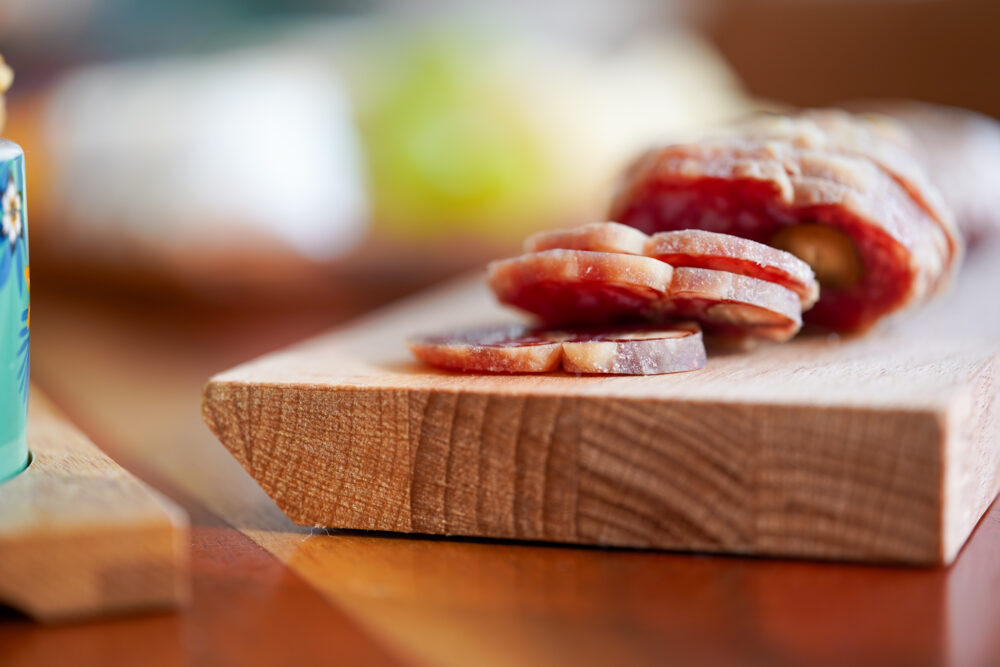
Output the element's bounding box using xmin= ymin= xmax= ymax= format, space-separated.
xmin=0 ymin=389 xmax=189 ymax=621
xmin=203 ymin=244 xmax=1000 ymax=565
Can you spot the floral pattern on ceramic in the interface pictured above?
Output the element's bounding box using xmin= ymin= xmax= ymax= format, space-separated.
xmin=2 ymin=169 xmax=23 ymax=248
xmin=0 ymin=139 xmax=29 ymax=481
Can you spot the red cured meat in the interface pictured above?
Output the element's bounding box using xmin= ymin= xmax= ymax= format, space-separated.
xmin=665 ymin=267 xmax=802 ymax=342
xmin=488 ymin=246 xmax=802 ymax=340
xmin=527 ymin=222 xmax=818 ymax=309
xmin=730 ymin=110 xmax=961 ymax=273
xmin=487 ymin=249 xmax=673 ymax=326
xmin=407 ymin=325 xmax=563 ymax=373
xmin=560 ymin=323 xmax=705 ymax=375
xmin=408 ymin=323 xmax=706 ymax=375
xmin=646 ymin=229 xmax=819 ymax=308
xmin=610 ymin=136 xmax=953 ymax=332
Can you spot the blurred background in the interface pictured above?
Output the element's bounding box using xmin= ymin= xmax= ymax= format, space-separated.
xmin=2 ymin=0 xmax=996 ymax=304
xmin=2 ymin=1 xmax=999 ymax=655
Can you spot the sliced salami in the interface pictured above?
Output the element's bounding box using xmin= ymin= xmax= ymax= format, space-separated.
xmin=560 ymin=323 xmax=705 ymax=375
xmin=645 ymin=229 xmax=819 ymax=308
xmin=664 ymin=267 xmax=802 ymax=341
xmin=610 ymin=135 xmax=955 ymax=332
xmin=408 ymin=323 xmax=706 ymax=375
xmin=407 ymin=325 xmax=563 ymax=373
xmin=487 ymin=249 xmax=673 ymax=326
xmin=524 ymin=221 xmax=650 ymax=255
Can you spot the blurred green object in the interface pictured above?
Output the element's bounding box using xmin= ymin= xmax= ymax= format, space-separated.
xmin=342 ymin=19 xmax=749 ymax=242
xmin=360 ymin=30 xmax=549 ymax=240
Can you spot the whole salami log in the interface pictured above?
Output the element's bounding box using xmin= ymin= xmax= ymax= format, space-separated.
xmin=610 ymin=115 xmax=961 ymax=332
xmin=408 ymin=323 xmax=706 ymax=375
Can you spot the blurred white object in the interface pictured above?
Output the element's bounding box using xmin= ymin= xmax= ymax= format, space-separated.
xmin=43 ymin=50 xmax=368 ymax=263
xmin=30 ymin=15 xmax=748 ymax=284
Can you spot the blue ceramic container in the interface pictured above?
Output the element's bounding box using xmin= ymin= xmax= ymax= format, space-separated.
xmin=0 ymin=139 xmax=29 ymax=481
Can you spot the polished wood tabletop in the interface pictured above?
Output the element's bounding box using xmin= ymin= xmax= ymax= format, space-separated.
xmin=2 ymin=273 xmax=999 ymax=667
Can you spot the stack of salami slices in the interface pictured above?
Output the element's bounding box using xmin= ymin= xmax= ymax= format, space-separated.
xmin=409 ymin=222 xmax=819 ymax=375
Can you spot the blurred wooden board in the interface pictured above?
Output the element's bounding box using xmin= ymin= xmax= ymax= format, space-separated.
xmin=0 ymin=389 xmax=189 ymax=621
xmin=203 ymin=244 xmax=1000 ymax=565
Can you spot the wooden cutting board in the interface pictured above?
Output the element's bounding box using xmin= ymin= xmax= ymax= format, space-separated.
xmin=202 ymin=243 xmax=1000 ymax=565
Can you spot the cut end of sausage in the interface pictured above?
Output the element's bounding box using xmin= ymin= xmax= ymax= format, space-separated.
xmin=487 ymin=249 xmax=673 ymax=326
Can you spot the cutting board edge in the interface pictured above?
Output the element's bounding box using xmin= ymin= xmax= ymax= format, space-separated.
xmin=941 ymin=352 xmax=1000 ymax=563
xmin=202 ymin=378 xmax=957 ymax=564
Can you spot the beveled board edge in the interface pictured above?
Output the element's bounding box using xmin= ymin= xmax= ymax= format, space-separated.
xmin=203 ymin=378 xmax=958 ymax=565
xmin=943 ymin=353 xmax=1000 ymax=562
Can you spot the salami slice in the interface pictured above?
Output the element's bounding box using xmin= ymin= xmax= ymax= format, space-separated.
xmin=487 ymin=249 xmax=673 ymax=326
xmin=524 ymin=221 xmax=650 ymax=255
xmin=664 ymin=267 xmax=803 ymax=341
xmin=645 ymin=229 xmax=819 ymax=308
xmin=407 ymin=325 xmax=563 ymax=373
xmin=610 ymin=135 xmax=954 ymax=332
xmin=560 ymin=323 xmax=705 ymax=375
xmin=408 ymin=323 xmax=706 ymax=375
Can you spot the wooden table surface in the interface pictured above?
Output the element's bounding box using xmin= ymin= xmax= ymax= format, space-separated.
xmin=2 ymin=271 xmax=999 ymax=667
